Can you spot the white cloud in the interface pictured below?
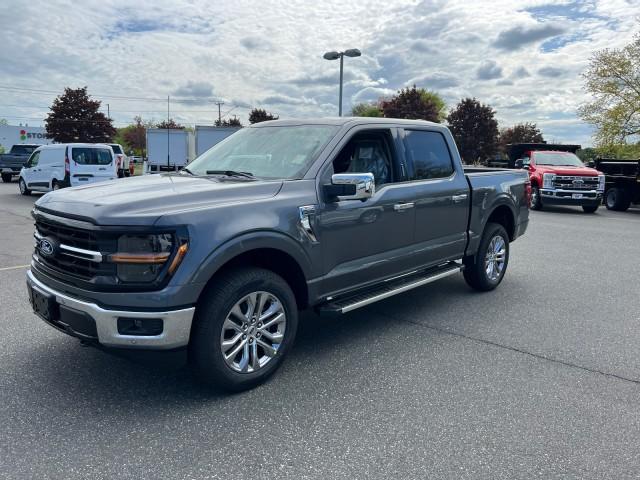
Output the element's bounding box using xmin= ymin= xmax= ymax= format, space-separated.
xmin=0 ymin=0 xmax=637 ymax=144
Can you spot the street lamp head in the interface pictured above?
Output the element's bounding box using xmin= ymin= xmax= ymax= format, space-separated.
xmin=343 ymin=48 xmax=361 ymax=58
xmin=323 ymin=51 xmax=341 ymax=60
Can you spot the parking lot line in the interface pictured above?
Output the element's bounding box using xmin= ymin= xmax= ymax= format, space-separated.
xmin=0 ymin=264 xmax=29 ymax=272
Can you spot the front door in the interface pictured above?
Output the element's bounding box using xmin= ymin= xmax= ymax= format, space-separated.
xmin=316 ymin=127 xmax=418 ymax=297
xmin=23 ymin=151 xmax=43 ymax=189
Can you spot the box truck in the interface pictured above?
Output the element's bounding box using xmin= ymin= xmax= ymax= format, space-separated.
xmin=195 ymin=126 xmax=240 ymax=157
xmin=146 ymin=129 xmax=193 ymax=172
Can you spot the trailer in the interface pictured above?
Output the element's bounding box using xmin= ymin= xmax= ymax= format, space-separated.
xmin=595 ymin=158 xmax=640 ymax=211
xmin=195 ymin=126 xmax=240 ymax=157
xmin=146 ymin=129 xmax=192 ymax=172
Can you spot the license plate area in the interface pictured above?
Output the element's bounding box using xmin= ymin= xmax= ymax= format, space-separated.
xmin=572 ymin=193 xmax=583 ymax=199
xmin=28 ymin=285 xmax=60 ymax=322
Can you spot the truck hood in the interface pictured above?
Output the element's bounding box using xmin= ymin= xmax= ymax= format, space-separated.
xmin=35 ymin=174 xmax=283 ymax=226
xmin=534 ymin=165 xmax=601 ymax=176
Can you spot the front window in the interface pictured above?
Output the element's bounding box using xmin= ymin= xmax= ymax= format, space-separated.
xmin=109 ymin=144 xmax=124 ymax=155
xmin=72 ymin=148 xmax=113 ymax=165
xmin=534 ymin=152 xmax=584 ymax=167
xmin=187 ymin=125 xmax=338 ymax=180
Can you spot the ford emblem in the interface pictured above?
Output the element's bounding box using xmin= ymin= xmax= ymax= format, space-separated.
xmin=39 ymin=238 xmax=55 ymax=257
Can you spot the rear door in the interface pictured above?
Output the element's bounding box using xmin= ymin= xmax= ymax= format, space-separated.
xmin=400 ymin=128 xmax=469 ymax=266
xmin=69 ymin=146 xmax=115 ymax=186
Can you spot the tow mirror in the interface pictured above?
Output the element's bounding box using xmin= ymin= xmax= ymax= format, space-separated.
xmin=587 ymin=160 xmax=595 ymax=168
xmin=324 ymin=173 xmax=375 ymax=201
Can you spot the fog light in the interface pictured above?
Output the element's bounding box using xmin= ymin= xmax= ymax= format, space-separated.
xmin=117 ymin=317 xmax=163 ymax=336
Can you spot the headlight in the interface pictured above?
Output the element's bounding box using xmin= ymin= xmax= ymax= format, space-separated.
xmin=111 ymin=234 xmax=174 ymax=283
xmin=542 ymin=173 xmax=555 ymax=189
xmin=598 ymin=174 xmax=605 ymax=192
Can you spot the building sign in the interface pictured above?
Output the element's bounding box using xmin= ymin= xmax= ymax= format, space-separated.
xmin=0 ymin=125 xmax=52 ymax=151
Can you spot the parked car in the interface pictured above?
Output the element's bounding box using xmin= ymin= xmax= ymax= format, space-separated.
xmin=595 ymin=158 xmax=640 ymax=211
xmin=108 ymin=143 xmax=130 ymax=178
xmin=0 ymin=144 xmax=41 ymax=182
xmin=511 ymin=143 xmax=604 ymax=213
xmin=18 ymin=143 xmax=117 ymax=195
xmin=26 ymin=118 xmax=529 ymax=391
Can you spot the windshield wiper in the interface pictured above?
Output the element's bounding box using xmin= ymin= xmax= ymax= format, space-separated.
xmin=181 ymin=167 xmax=195 ymax=175
xmin=205 ymin=170 xmax=256 ymax=179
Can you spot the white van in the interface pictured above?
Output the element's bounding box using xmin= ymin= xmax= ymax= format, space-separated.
xmin=18 ymin=143 xmax=117 ymax=195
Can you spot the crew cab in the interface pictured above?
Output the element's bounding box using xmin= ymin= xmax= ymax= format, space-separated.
xmin=0 ymin=144 xmax=41 ymax=183
xmin=26 ymin=118 xmax=529 ymax=391
xmin=510 ymin=143 xmax=604 ymax=213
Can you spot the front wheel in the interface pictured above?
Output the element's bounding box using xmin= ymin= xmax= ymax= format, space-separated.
xmin=189 ymin=268 xmax=298 ymax=391
xmin=19 ymin=178 xmax=30 ymax=196
xmin=1 ymin=173 xmax=12 ymax=183
xmin=531 ymin=186 xmax=543 ymax=210
xmin=582 ymin=205 xmax=598 ymax=213
xmin=463 ymin=222 xmax=510 ymax=291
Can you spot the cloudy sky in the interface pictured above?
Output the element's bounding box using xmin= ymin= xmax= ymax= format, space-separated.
xmin=1 ymin=0 xmax=638 ymax=145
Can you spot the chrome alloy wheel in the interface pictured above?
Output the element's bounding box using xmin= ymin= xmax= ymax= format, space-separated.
xmin=484 ymin=235 xmax=506 ymax=281
xmin=220 ymin=291 xmax=287 ymax=373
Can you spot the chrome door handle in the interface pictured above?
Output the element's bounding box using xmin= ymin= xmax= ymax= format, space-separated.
xmin=452 ymin=194 xmax=468 ymax=203
xmin=394 ymin=202 xmax=414 ymax=211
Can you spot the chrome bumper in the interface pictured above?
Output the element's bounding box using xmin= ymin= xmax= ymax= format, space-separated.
xmin=27 ymin=270 xmax=195 ymax=349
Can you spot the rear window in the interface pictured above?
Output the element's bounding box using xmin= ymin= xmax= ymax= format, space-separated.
xmin=72 ymin=148 xmax=113 ymax=165
xmin=11 ymin=145 xmax=38 ymax=155
xmin=109 ymin=144 xmax=123 ymax=154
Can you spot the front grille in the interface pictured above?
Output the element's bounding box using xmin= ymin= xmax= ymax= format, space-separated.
xmin=34 ymin=215 xmax=116 ymax=281
xmin=552 ymin=175 xmax=599 ymax=190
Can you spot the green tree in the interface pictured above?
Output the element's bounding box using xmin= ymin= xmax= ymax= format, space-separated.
xmin=156 ymin=118 xmax=184 ymax=129
xmin=498 ymin=122 xmax=545 ymax=153
xmin=594 ymin=142 xmax=640 ymax=159
xmin=380 ymin=85 xmax=445 ymax=123
xmin=578 ymin=31 xmax=640 ymax=146
xmin=447 ymin=98 xmax=499 ymax=164
xmin=249 ymin=108 xmax=278 ymax=124
xmin=351 ymin=102 xmax=383 ymax=117
xmin=117 ymin=116 xmax=153 ymax=155
xmin=45 ymin=87 xmax=116 ymax=143
xmin=215 ymin=117 xmax=242 ymax=127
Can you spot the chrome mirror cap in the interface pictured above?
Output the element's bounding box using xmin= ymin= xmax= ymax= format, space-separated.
xmin=331 ymin=173 xmax=375 ymax=201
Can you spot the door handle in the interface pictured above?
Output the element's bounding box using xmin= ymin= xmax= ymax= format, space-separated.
xmin=452 ymin=194 xmax=468 ymax=203
xmin=394 ymin=202 xmax=414 ymax=211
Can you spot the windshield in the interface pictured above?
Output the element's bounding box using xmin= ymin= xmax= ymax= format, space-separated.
xmin=534 ymin=152 xmax=584 ymax=167
xmin=187 ymin=125 xmax=338 ymax=179
xmin=12 ymin=145 xmax=38 ymax=155
xmin=109 ymin=144 xmax=124 ymax=154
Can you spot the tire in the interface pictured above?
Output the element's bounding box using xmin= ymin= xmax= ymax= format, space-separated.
xmin=52 ymin=180 xmax=61 ymax=191
xmin=18 ymin=178 xmax=30 ymax=196
xmin=582 ymin=205 xmax=599 ymax=213
xmin=189 ymin=267 xmax=298 ymax=392
xmin=531 ymin=186 xmax=543 ymax=210
xmin=463 ymin=222 xmax=510 ymax=292
xmin=605 ymin=188 xmax=631 ymax=211
xmin=1 ymin=173 xmax=12 ymax=183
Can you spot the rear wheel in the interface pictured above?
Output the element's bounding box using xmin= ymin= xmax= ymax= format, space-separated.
xmin=189 ymin=267 xmax=298 ymax=391
xmin=1 ymin=173 xmax=12 ymax=183
xmin=463 ymin=222 xmax=510 ymax=291
xmin=582 ymin=205 xmax=599 ymax=213
xmin=531 ymin=186 xmax=543 ymax=210
xmin=605 ymin=188 xmax=631 ymax=211
xmin=19 ymin=178 xmax=30 ymax=196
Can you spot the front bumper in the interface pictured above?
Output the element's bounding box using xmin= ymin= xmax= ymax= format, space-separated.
xmin=27 ymin=269 xmax=195 ymax=349
xmin=540 ymin=189 xmax=602 ymax=206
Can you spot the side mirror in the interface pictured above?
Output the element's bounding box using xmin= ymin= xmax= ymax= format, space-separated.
xmin=587 ymin=160 xmax=595 ymax=168
xmin=514 ymin=159 xmax=523 ymax=169
xmin=324 ymin=173 xmax=375 ymax=201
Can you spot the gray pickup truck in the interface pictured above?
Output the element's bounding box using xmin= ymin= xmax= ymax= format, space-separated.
xmin=27 ymin=118 xmax=530 ymax=390
xmin=1 ymin=144 xmax=41 ymax=182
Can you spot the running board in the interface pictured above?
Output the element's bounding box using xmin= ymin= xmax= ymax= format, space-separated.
xmin=317 ymin=262 xmax=463 ymax=315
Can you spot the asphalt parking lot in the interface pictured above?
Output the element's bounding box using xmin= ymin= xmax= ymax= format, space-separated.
xmin=1 ymin=180 xmax=640 ymax=479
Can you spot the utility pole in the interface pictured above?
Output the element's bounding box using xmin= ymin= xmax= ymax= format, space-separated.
xmin=167 ymin=95 xmax=170 ymax=170
xmin=107 ymin=103 xmax=110 ymax=119
xmin=215 ymin=101 xmax=224 ymax=126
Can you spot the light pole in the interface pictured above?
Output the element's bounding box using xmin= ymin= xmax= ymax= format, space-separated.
xmin=323 ymin=48 xmax=361 ymax=116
